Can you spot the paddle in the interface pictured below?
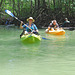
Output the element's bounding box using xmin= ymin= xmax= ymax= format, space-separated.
xmin=5 ymin=10 xmax=50 ymax=40
xmin=5 ymin=10 xmax=32 ymax=31
xmin=69 ymin=27 xmax=75 ymax=31
xmin=42 ymin=37 xmax=50 ymax=40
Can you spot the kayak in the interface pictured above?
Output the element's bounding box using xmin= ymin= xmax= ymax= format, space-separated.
xmin=21 ymin=34 xmax=41 ymax=44
xmin=45 ymin=29 xmax=65 ymax=35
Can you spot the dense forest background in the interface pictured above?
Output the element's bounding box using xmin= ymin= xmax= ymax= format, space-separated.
xmin=0 ymin=0 xmax=75 ymax=28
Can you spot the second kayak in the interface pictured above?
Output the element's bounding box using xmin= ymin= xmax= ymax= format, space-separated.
xmin=45 ymin=29 xmax=65 ymax=35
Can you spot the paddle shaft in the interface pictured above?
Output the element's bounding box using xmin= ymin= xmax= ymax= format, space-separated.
xmin=14 ymin=17 xmax=32 ymax=31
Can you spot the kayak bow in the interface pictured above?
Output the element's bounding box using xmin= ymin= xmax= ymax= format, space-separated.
xmin=21 ymin=34 xmax=41 ymax=44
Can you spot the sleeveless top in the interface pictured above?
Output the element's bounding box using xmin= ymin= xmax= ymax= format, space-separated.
xmin=22 ymin=23 xmax=38 ymax=32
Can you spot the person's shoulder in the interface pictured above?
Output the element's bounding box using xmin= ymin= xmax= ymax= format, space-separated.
xmin=22 ymin=24 xmax=25 ymax=28
xmin=56 ymin=23 xmax=59 ymax=25
xmin=26 ymin=23 xmax=28 ymax=25
xmin=50 ymin=23 xmax=52 ymax=25
xmin=33 ymin=23 xmax=36 ymax=26
xmin=22 ymin=23 xmax=28 ymax=27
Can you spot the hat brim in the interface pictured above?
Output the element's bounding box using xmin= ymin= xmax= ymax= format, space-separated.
xmin=27 ymin=18 xmax=35 ymax=22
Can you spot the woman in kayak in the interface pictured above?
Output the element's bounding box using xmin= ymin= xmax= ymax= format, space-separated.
xmin=20 ymin=17 xmax=39 ymax=38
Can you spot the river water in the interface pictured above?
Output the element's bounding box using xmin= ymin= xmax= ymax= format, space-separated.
xmin=0 ymin=29 xmax=75 ymax=75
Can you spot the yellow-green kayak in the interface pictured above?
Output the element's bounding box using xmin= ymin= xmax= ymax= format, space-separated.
xmin=21 ymin=34 xmax=41 ymax=44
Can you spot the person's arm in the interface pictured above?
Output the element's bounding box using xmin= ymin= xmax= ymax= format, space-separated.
xmin=62 ymin=21 xmax=66 ymax=27
xmin=5 ymin=21 xmax=8 ymax=25
xmin=48 ymin=23 xmax=52 ymax=30
xmin=20 ymin=21 xmax=24 ymax=29
xmin=50 ymin=23 xmax=53 ymax=27
xmin=56 ymin=23 xmax=59 ymax=28
xmin=34 ymin=25 xmax=38 ymax=32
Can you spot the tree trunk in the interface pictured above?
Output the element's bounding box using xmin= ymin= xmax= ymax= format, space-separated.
xmin=0 ymin=0 xmax=3 ymax=19
xmin=17 ymin=0 xmax=20 ymax=17
xmin=43 ymin=0 xmax=46 ymax=8
xmin=48 ymin=0 xmax=50 ymax=8
xmin=65 ymin=0 xmax=69 ymax=16
xmin=68 ymin=0 xmax=71 ymax=16
xmin=38 ymin=0 xmax=40 ymax=9
xmin=72 ymin=0 xmax=74 ymax=17
xmin=31 ymin=0 xmax=33 ymax=14
xmin=53 ymin=0 xmax=55 ymax=10
xmin=12 ymin=0 xmax=15 ymax=14
xmin=0 ymin=0 xmax=3 ymax=7
xmin=35 ymin=0 xmax=36 ymax=9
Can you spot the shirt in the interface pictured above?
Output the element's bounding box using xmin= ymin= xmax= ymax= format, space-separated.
xmin=22 ymin=23 xmax=38 ymax=32
xmin=62 ymin=20 xmax=70 ymax=27
xmin=49 ymin=23 xmax=59 ymax=28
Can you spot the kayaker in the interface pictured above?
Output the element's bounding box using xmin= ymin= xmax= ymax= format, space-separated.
xmin=48 ymin=20 xmax=59 ymax=30
xmin=62 ymin=18 xmax=70 ymax=27
xmin=20 ymin=17 xmax=39 ymax=38
xmin=5 ymin=18 xmax=10 ymax=25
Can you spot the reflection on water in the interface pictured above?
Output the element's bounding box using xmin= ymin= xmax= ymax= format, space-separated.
xmin=46 ymin=34 xmax=66 ymax=46
xmin=46 ymin=34 xmax=65 ymax=40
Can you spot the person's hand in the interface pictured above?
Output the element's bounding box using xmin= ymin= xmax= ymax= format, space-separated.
xmin=48 ymin=27 xmax=50 ymax=30
xmin=24 ymin=31 xmax=28 ymax=35
xmin=54 ymin=26 xmax=56 ymax=28
xmin=21 ymin=21 xmax=23 ymax=24
xmin=32 ymin=30 xmax=34 ymax=32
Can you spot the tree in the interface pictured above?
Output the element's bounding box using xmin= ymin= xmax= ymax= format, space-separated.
xmin=0 ymin=0 xmax=74 ymax=27
xmin=0 ymin=0 xmax=3 ymax=7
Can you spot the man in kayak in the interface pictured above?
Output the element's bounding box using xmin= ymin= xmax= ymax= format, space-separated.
xmin=5 ymin=18 xmax=10 ymax=25
xmin=48 ymin=20 xmax=59 ymax=30
xmin=45 ymin=20 xmax=59 ymax=32
xmin=62 ymin=18 xmax=70 ymax=27
xmin=20 ymin=17 xmax=39 ymax=38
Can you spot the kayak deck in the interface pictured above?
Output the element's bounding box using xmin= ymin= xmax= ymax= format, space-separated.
xmin=46 ymin=29 xmax=65 ymax=35
xmin=21 ymin=34 xmax=41 ymax=44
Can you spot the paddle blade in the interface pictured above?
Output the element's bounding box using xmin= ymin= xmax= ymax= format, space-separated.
xmin=5 ymin=10 xmax=15 ymax=17
xmin=42 ymin=37 xmax=50 ymax=40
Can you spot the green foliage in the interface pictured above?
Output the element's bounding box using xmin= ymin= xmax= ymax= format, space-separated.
xmin=0 ymin=0 xmax=74 ymax=25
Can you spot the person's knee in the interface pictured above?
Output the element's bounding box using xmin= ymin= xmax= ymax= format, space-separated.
xmin=51 ymin=28 xmax=54 ymax=31
xmin=24 ymin=31 xmax=28 ymax=35
xmin=48 ymin=27 xmax=50 ymax=30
